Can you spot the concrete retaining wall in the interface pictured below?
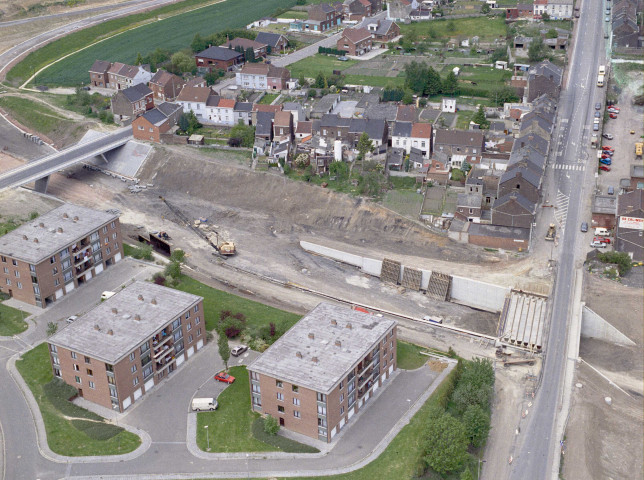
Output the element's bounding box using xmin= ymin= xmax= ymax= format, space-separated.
xmin=450 ymin=276 xmax=509 ymax=313
xmin=581 ymin=306 xmax=636 ymax=346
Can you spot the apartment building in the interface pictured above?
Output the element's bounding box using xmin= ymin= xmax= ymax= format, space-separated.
xmin=0 ymin=204 xmax=123 ymax=308
xmin=248 ymin=303 xmax=397 ymax=442
xmin=47 ymin=281 xmax=206 ymax=412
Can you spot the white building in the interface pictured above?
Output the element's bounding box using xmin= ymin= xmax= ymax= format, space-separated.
xmin=442 ymin=98 xmax=456 ymax=113
xmin=205 ymin=97 xmax=236 ymax=126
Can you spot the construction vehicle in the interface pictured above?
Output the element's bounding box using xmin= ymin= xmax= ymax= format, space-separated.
xmin=545 ymin=223 xmax=556 ymax=241
xmin=636 ymin=142 xmax=643 ymax=158
xmin=495 ymin=346 xmax=512 ymax=358
xmin=206 ymin=232 xmax=236 ymax=256
xmin=503 ymin=358 xmax=536 ymax=367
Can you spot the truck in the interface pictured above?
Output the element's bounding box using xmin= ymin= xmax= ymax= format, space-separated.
xmin=597 ymin=74 xmax=605 ymax=87
xmin=591 ymin=134 xmax=598 ymax=148
xmin=636 ymin=142 xmax=643 ymax=158
xmin=191 ymin=397 xmax=218 ymax=411
xmin=598 ymin=65 xmax=606 ymax=75
xmin=545 ymin=223 xmax=556 ymax=241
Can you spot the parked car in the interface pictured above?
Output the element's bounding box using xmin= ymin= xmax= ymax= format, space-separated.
xmin=101 ymin=291 xmax=116 ymax=301
xmin=581 ymin=222 xmax=588 ymax=232
xmin=595 ymin=102 xmax=602 ymax=110
xmin=602 ymin=146 xmax=614 ymax=151
xmin=594 ymin=237 xmax=611 ymax=244
xmin=608 ymin=186 xmax=614 ymax=195
xmin=593 ymin=123 xmax=599 ymax=131
xmin=608 ymin=108 xmax=619 ymax=114
xmin=601 ymin=154 xmax=612 ymax=159
xmin=594 ymin=111 xmax=601 ymax=118
xmin=214 ymin=372 xmax=235 ymax=383
xmin=231 ymin=345 xmax=248 ymax=357
xmin=608 ymin=106 xmax=620 ymax=111
xmin=66 ymin=315 xmax=78 ymax=324
xmin=590 ymin=240 xmax=608 ymax=248
xmin=609 ymin=113 xmax=618 ymax=119
xmin=602 ymin=133 xmax=614 ymax=139
xmin=602 ymin=150 xmax=614 ymax=156
xmin=599 ymin=165 xmax=611 ymax=171
xmin=599 ymin=158 xmax=612 ymax=165
xmin=605 ymin=16 xmax=610 ymax=21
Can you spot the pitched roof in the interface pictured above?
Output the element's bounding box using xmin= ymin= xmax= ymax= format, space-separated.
xmin=508 ymin=147 xmax=546 ymax=174
xmin=184 ymin=76 xmax=206 ymax=88
xmin=234 ymin=102 xmax=253 ymax=112
xmin=255 ymin=32 xmax=287 ymax=48
xmin=365 ymin=103 xmax=398 ymax=121
xmin=500 ymin=167 xmax=541 ymax=189
xmin=341 ymin=27 xmax=372 ymax=44
xmin=120 ymin=83 xmax=152 ymax=102
xmin=109 ymin=63 xmax=144 ymax=79
xmin=392 ymin=121 xmax=413 ymax=137
xmin=220 ymin=37 xmax=267 ymax=50
xmin=176 ymin=86 xmax=212 ymax=103
xmin=373 ymin=19 xmax=398 ymax=36
xmin=396 ymin=104 xmax=416 ymax=122
xmin=457 ymin=193 xmax=483 ymax=208
xmin=493 ymin=192 xmax=536 ymax=213
xmin=528 ymin=60 xmax=563 ymax=87
xmin=411 ymin=122 xmax=432 ymax=139
xmin=514 ymin=133 xmax=549 ymax=154
xmin=296 ymin=121 xmax=313 ymax=134
xmin=156 ymin=102 xmax=182 ymax=117
xmin=320 ymin=113 xmax=350 ymax=128
xmin=274 ymin=111 xmax=292 ymax=127
xmin=140 ymin=108 xmax=168 ymax=126
xmin=149 ymin=69 xmax=181 ymax=87
xmin=312 ymin=2 xmax=336 ymax=13
xmin=89 ymin=60 xmax=111 ymax=73
xmin=239 ymin=63 xmax=290 ymax=78
xmin=196 ymin=46 xmax=244 ymax=61
xmin=255 ymin=111 xmax=274 ymax=136
xmin=253 ymin=104 xmax=282 ymax=113
xmin=434 ymin=129 xmax=484 ymax=148
xmin=617 ymin=189 xmax=644 ymax=216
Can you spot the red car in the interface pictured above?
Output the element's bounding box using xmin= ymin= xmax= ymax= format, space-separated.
xmin=609 ymin=113 xmax=618 ymax=119
xmin=599 ymin=165 xmax=611 ymax=171
xmin=602 ymin=146 xmax=614 ymax=151
xmin=601 ymin=154 xmax=612 ymax=159
xmin=593 ymin=237 xmax=611 ymax=244
xmin=214 ymin=372 xmax=235 ymax=384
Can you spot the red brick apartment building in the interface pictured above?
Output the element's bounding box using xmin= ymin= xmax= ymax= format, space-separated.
xmin=248 ymin=303 xmax=397 ymax=442
xmin=47 ymin=281 xmax=206 ymax=412
xmin=0 ymin=204 xmax=123 ymax=308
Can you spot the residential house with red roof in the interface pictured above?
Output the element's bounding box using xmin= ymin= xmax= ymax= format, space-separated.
xmin=219 ymin=37 xmax=268 ymax=58
xmin=175 ymin=86 xmax=214 ymax=121
xmin=88 ymin=60 xmax=111 ymax=87
xmin=107 ymin=62 xmax=152 ymax=90
xmin=205 ymin=97 xmax=236 ymax=126
xmin=148 ymin=70 xmax=184 ymax=102
xmin=337 ymin=27 xmax=372 ymax=56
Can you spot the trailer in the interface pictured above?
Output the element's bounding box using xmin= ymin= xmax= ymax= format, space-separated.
xmin=503 ymin=358 xmax=536 ymax=367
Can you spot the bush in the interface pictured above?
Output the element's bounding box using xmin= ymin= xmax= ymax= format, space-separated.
xmin=317 ymin=46 xmax=347 ymax=56
xmin=462 ymin=404 xmax=490 ymax=448
xmin=153 ymin=273 xmax=166 ymax=285
xmin=222 ymin=317 xmax=244 ymax=338
xmin=423 ymin=411 xmax=468 ymax=474
xmin=264 ymin=414 xmax=280 ymax=435
xmin=597 ymin=251 xmax=632 ymax=276
xmin=43 ymin=379 xmax=102 ymax=420
xmin=130 ymin=242 xmax=153 ymax=260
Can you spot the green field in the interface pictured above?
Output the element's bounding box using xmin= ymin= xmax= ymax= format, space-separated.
xmin=344 ymin=74 xmax=405 ymax=88
xmin=400 ymin=16 xmax=507 ymax=42
xmin=16 ymin=343 xmax=141 ymax=456
xmin=0 ymin=303 xmax=28 ymax=336
xmin=276 ymin=10 xmax=308 ymax=19
xmin=382 ymin=189 xmax=423 ymax=220
xmin=0 ymin=96 xmax=73 ymax=136
xmin=455 ymin=110 xmax=475 ymax=130
xmin=289 ymin=54 xmax=357 ymax=78
xmin=20 ymin=0 xmax=296 ymax=86
xmin=396 ymin=341 xmax=429 ymax=370
xmin=258 ymin=93 xmax=280 ymax=104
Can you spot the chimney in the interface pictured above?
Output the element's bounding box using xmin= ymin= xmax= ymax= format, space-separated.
xmin=63 ymin=213 xmax=69 ymax=219
xmin=308 ymin=332 xmax=315 ymax=339
xmin=311 ymin=356 xmax=319 ymax=363
xmin=57 ymin=227 xmax=63 ymax=233
xmin=111 ymin=308 xmax=118 ymax=314
xmin=138 ymin=294 xmax=144 ymax=301
xmin=296 ymin=351 xmax=303 ymax=358
xmin=134 ymin=314 xmax=141 ymax=321
xmin=39 ymin=222 xmax=44 ymax=228
xmin=335 ymin=340 xmax=342 ymax=347
xmin=151 ymin=298 xmax=157 ymax=305
xmin=73 ymin=216 xmax=79 ymax=222
xmin=107 ymin=329 xmax=114 ymax=335
xmin=346 ymin=322 xmax=352 ymax=329
xmin=33 ymin=238 xmax=39 ymax=243
xmin=94 ymin=324 xmax=100 ymax=331
xmin=331 ymin=319 xmax=337 ymax=326
xmin=22 ymin=234 xmax=28 ymax=240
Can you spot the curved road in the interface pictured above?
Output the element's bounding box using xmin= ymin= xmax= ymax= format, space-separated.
xmin=0 ymin=0 xmax=181 ymax=80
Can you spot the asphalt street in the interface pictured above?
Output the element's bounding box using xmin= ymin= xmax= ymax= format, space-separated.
xmin=0 ymin=127 xmax=132 ymax=191
xmin=508 ymin=0 xmax=606 ymax=478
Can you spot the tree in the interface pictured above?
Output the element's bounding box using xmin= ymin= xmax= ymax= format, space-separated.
xmin=314 ymin=72 xmax=326 ymax=88
xmin=424 ymin=66 xmax=442 ymax=96
xmin=460 ymin=466 xmax=475 ymax=480
xmin=358 ymin=172 xmax=383 ymax=197
xmin=264 ymin=415 xmax=280 ymax=435
xmin=463 ymin=404 xmax=491 ymax=448
xmin=447 ymin=20 xmax=456 ymax=32
xmin=164 ymin=260 xmax=181 ymax=279
xmin=472 ymin=105 xmax=490 ymax=128
xmin=490 ymin=85 xmax=519 ymax=106
xmin=46 ymin=321 xmax=58 ymax=337
xmin=204 ymin=70 xmax=224 ymax=86
xmin=546 ymin=28 xmax=558 ymax=39
xmin=218 ymin=333 xmax=230 ymax=369
xmin=528 ymin=36 xmax=547 ymax=62
xmin=329 ymin=161 xmax=349 ymax=180
xmin=244 ymin=47 xmax=256 ymax=63
xmin=404 ymin=61 xmax=428 ymax=94
xmin=230 ymin=121 xmax=256 ymax=147
xmin=490 ymin=47 xmax=508 ymax=63
xmin=357 ymin=132 xmax=374 ymax=161
xmin=298 ymin=75 xmax=308 ymax=87
xmin=442 ymin=71 xmax=458 ymax=95
xmin=191 ymin=33 xmax=207 ymax=53
xmin=423 ymin=412 xmax=469 ymax=474
xmin=170 ymin=249 xmax=185 ymax=263
xmin=178 ymin=113 xmax=190 ymax=132
xmin=481 ymin=3 xmax=490 ymax=13
xmin=402 ymin=91 xmax=414 ymax=105
xmin=541 ymin=11 xmax=550 ymax=20
xmin=135 ymin=52 xmax=144 ymax=65
xmin=171 ymin=51 xmax=195 ymax=74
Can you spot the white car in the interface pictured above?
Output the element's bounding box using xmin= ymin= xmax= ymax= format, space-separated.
xmin=101 ymin=291 xmax=116 ymax=301
xmin=590 ymin=241 xmax=608 ymax=248
xmin=66 ymin=315 xmax=78 ymax=324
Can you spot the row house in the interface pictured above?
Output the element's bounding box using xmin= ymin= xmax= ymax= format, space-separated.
xmin=107 ymin=63 xmax=152 ymax=90
xmin=273 ymin=111 xmax=294 ymax=143
xmin=255 ymin=32 xmax=289 ymax=53
xmin=132 ymin=102 xmax=182 ymax=143
xmin=88 ymin=60 xmax=112 ymax=88
xmin=175 ymin=86 xmax=214 ymax=122
xmin=205 ymin=97 xmax=236 ymax=126
xmin=525 ymin=60 xmax=563 ymax=103
xmin=433 ymin=129 xmax=485 ymax=159
xmin=366 ymin=19 xmax=400 ymax=44
xmin=235 ymin=64 xmax=291 ymax=91
xmin=110 ymin=83 xmax=154 ymax=124
xmin=343 ymin=0 xmax=374 ymax=20
xmin=148 ymin=69 xmax=184 ymax=102
xmin=234 ymin=102 xmax=253 ymax=125
xmin=307 ymin=4 xmax=343 ymax=32
xmin=391 ymin=122 xmax=432 ymax=159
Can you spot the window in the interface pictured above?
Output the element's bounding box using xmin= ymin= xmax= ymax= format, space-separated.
xmin=51 ymin=355 xmax=59 ymax=365
xmin=2 ymin=267 xmax=7 ymax=273
xmin=143 ymin=365 xmax=153 ymax=379
xmin=12 ymin=259 xmax=17 ymax=266
xmin=106 ymin=247 xmax=111 ymax=255
xmin=316 ymin=392 xmax=326 ymax=402
xmin=188 ymin=334 xmax=193 ymax=343
xmin=277 ymin=392 xmax=284 ymax=401
xmin=0 ymin=256 xmax=5 ymax=262
xmin=86 ymin=369 xmax=93 ymax=376
xmin=185 ymin=311 xmax=190 ymax=319
xmin=29 ymin=264 xmax=36 ymax=272
xmin=5 ymin=279 xmax=10 ymax=286
xmin=140 ymin=341 xmax=150 ymax=354
xmin=111 ymin=221 xmax=116 ymax=229
xmin=317 ymin=404 xmax=327 ymax=415
xmin=194 ymin=305 xmax=199 ymax=313
xmin=278 ymin=405 xmax=285 ymax=413
xmin=109 ymin=386 xmax=118 ymax=398
xmin=62 ymin=259 xmax=71 ymax=270
xmin=339 ymin=380 xmax=344 ymax=390
xmin=172 ymin=318 xmax=181 ymax=330
xmin=251 ymin=383 xmax=261 ymax=393
xmin=75 ymin=376 xmax=81 ymax=384
xmin=348 ymin=393 xmax=355 ymax=407
xmin=131 ymin=365 xmax=137 ymax=373
xmin=54 ymin=368 xmax=61 ymax=378
xmin=318 ymin=417 xmax=327 ymax=427
xmin=340 ymin=393 xmax=344 ymax=402
xmin=105 ymin=363 xmax=114 ymax=372
xmin=187 ymin=323 xmax=192 ymax=331
xmin=84 ymin=356 xmax=91 ymax=364
xmin=141 ymin=353 xmax=151 ymax=366
xmin=197 ymin=328 xmax=201 ymax=336
xmin=50 ymin=345 xmax=57 ymax=353
xmin=252 ymin=395 xmax=262 ymax=407
xmin=133 ymin=377 xmax=139 ymax=386
xmin=276 ymin=380 xmax=283 ymax=388
xmin=16 ymin=282 xmax=22 ymax=289
xmin=391 ymin=352 xmax=394 ymax=360
xmin=348 ymin=380 xmax=355 ymax=394
xmin=73 ymin=364 xmax=80 ymax=371
xmin=250 ymin=371 xmax=259 ymax=381
xmin=89 ymin=381 xmax=95 ymax=389
xmin=129 ymin=352 xmax=136 ymax=361
xmin=293 ymin=398 xmax=300 ymax=406
xmin=391 ymin=341 xmax=394 ymax=349
xmin=52 ymin=267 xmax=58 ymax=275
xmin=112 ymin=233 xmax=117 ymax=240
xmin=292 ymin=385 xmax=299 ymax=393
xmin=102 ymin=226 xmax=108 ymax=234
xmin=195 ymin=317 xmax=200 ymax=325
xmin=71 ymin=351 xmax=77 ymax=359
xmin=50 ymin=256 xmax=56 ymax=264
xmin=173 ymin=330 xmax=182 ymax=341
xmin=14 ymin=270 xmax=19 ymax=278
xmin=340 ymin=406 xmax=345 ymax=415
xmin=294 ymin=410 xmax=301 ymax=418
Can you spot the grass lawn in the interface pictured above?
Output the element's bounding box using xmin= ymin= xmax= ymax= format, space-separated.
xmin=172 ymin=275 xmax=301 ymax=334
xmin=259 ymin=93 xmax=280 ymax=104
xmin=0 ymin=96 xmax=73 ymax=136
xmin=196 ymin=366 xmax=318 ymax=453
xmin=400 ymin=16 xmax=507 ymax=43
xmin=455 ymin=110 xmax=475 ymax=130
xmin=20 ymin=0 xmax=297 ymax=86
xmin=344 ymin=74 xmax=405 ymax=88
xmin=289 ymin=54 xmax=357 ymax=79
xmin=276 ymin=10 xmax=308 ymax=19
xmin=382 ymin=190 xmax=424 ymax=220
xmin=0 ymin=303 xmax=28 ymax=336
xmin=16 ymin=344 xmax=141 ymax=456
xmin=396 ymin=340 xmax=430 ymax=370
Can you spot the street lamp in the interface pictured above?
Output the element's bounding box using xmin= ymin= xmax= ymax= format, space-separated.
xmin=204 ymin=425 xmax=209 ymax=451
xmin=246 ymin=453 xmax=250 ymax=479
xmin=478 ymin=458 xmax=487 ymax=479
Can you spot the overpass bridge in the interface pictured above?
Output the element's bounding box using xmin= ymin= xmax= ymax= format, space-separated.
xmin=0 ymin=127 xmax=132 ymax=193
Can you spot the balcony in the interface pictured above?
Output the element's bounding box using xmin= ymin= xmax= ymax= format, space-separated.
xmin=358 ymin=367 xmax=374 ymax=390
xmin=155 ymin=356 xmax=176 ymax=374
xmin=356 ymin=356 xmax=374 ymax=376
xmin=153 ymin=340 xmax=173 ymax=359
xmin=73 ymin=251 xmax=92 ymax=266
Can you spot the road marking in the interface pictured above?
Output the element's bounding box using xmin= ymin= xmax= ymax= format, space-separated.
xmin=553 ymin=164 xmax=585 ymax=171
xmin=555 ymin=191 xmax=570 ymax=228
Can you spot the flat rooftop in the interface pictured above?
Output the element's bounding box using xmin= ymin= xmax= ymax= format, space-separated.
xmin=48 ymin=281 xmax=203 ymax=364
xmin=248 ymin=303 xmax=397 ymax=394
xmin=0 ymin=204 xmax=118 ymax=264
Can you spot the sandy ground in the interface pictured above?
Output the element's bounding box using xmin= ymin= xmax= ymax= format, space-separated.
xmin=562 ymin=272 xmax=644 ymax=480
xmin=0 ymin=0 xmax=134 ymax=21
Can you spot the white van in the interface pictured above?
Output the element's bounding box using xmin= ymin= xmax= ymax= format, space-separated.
xmin=594 ymin=227 xmax=609 ymax=236
xmin=191 ymin=397 xmax=217 ymax=411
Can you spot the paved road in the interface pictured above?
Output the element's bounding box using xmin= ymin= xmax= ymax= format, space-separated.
xmin=0 ymin=0 xmax=180 ymax=81
xmin=0 ymin=127 xmax=131 ymax=192
xmin=508 ymin=0 xmax=605 ymax=478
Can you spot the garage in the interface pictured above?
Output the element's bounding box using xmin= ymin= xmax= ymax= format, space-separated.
xmin=122 ymin=396 xmax=132 ymax=410
xmin=94 ymin=263 xmax=104 ymax=275
xmin=144 ymin=378 xmax=154 ymax=393
xmin=176 ymin=355 xmax=185 ymax=367
xmin=196 ymin=339 xmax=204 ymax=350
xmin=133 ymin=388 xmax=142 ymax=401
xmin=114 ymin=252 xmax=122 ymax=262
